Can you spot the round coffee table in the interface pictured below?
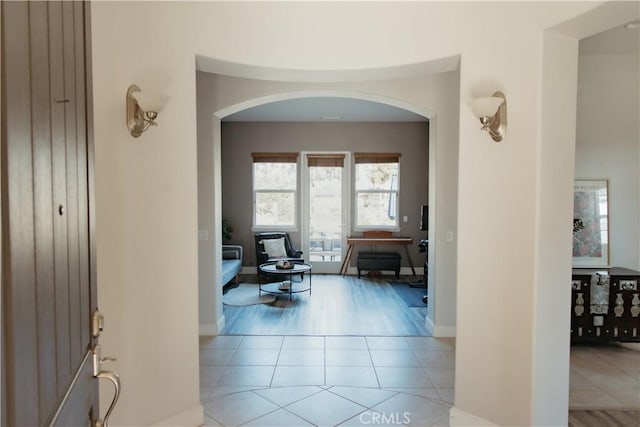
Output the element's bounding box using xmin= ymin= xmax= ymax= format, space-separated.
xmin=258 ymin=262 xmax=312 ymax=300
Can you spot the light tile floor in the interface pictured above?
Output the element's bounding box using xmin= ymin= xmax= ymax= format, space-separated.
xmin=200 ymin=336 xmax=640 ymax=426
xmin=200 ymin=336 xmax=454 ymax=426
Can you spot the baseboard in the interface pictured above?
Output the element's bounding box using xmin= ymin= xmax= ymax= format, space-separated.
xmin=402 ymin=266 xmax=425 ymax=276
xmin=449 ymin=407 xmax=497 ymax=426
xmin=150 ymin=403 xmax=203 ymax=426
xmin=217 ymin=315 xmax=225 ymax=334
xmin=620 ymin=343 xmax=640 ymax=352
xmin=199 ymin=315 xmax=225 ymax=336
xmin=425 ymin=315 xmax=435 ymax=335
xmin=425 ymin=316 xmax=456 ymax=337
xmin=433 ymin=325 xmax=456 ymax=337
xmin=347 ymin=266 xmax=425 ymax=276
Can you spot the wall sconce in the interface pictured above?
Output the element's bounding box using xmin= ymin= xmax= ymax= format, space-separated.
xmin=469 ymin=91 xmax=507 ymax=142
xmin=126 ymin=84 xmax=169 ymax=138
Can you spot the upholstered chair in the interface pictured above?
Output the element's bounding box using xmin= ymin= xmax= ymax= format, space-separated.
xmin=254 ymin=232 xmax=304 ymax=282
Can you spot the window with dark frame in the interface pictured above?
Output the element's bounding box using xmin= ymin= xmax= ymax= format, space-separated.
xmin=252 ymin=152 xmax=298 ymax=228
xmin=353 ymin=153 xmax=400 ymax=229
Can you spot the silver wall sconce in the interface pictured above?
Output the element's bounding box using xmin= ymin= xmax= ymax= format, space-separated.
xmin=469 ymin=91 xmax=507 ymax=142
xmin=126 ymin=84 xmax=169 ymax=138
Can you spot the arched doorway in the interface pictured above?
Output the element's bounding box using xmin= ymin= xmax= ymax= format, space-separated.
xmin=195 ymin=69 xmax=461 ymax=339
xmin=200 ymin=84 xmax=451 ymax=333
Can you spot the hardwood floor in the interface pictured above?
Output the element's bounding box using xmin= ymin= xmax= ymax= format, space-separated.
xmin=221 ymin=274 xmax=429 ymax=336
xmin=568 ymin=410 xmax=640 ymax=426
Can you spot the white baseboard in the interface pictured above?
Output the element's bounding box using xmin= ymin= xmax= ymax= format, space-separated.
xmin=425 ymin=315 xmax=435 ymax=335
xmin=347 ymin=266 xmax=425 ymax=276
xmin=449 ymin=407 xmax=497 ymax=426
xmin=620 ymin=343 xmax=640 ymax=352
xmin=199 ymin=323 xmax=218 ymax=336
xmin=433 ymin=325 xmax=456 ymax=337
xmin=150 ymin=403 xmax=203 ymax=426
xmin=425 ymin=316 xmax=456 ymax=337
xmin=199 ymin=315 xmax=225 ymax=336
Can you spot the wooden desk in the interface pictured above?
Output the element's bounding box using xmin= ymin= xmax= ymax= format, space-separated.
xmin=340 ymin=237 xmax=415 ymax=276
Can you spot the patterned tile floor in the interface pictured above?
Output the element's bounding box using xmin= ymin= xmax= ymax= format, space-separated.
xmin=200 ymin=336 xmax=639 ymax=426
xmin=200 ymin=336 xmax=454 ymax=426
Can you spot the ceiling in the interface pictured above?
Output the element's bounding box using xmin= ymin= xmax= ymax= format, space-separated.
xmin=222 ymin=22 xmax=638 ymax=123
xmin=222 ymin=97 xmax=427 ymax=122
xmin=579 ymin=21 xmax=639 ymax=55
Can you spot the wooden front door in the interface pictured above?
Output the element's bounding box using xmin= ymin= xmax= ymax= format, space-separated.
xmin=2 ymin=2 xmax=111 ymax=425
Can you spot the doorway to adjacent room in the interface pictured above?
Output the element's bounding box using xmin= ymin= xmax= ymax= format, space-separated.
xmin=301 ymin=151 xmax=349 ymax=274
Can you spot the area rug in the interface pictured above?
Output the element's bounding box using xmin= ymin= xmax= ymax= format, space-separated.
xmin=222 ymin=283 xmax=276 ymax=306
xmin=389 ymin=282 xmax=427 ymax=307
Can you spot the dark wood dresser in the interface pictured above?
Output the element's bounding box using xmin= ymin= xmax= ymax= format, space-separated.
xmin=571 ymin=267 xmax=640 ymax=342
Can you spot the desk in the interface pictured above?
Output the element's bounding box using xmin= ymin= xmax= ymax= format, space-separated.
xmin=340 ymin=237 xmax=415 ymax=276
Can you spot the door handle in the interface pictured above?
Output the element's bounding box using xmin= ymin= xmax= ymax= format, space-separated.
xmin=92 ymin=345 xmax=121 ymax=427
xmin=94 ymin=370 xmax=120 ymax=427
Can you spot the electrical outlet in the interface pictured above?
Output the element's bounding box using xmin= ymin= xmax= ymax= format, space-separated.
xmin=198 ymin=230 xmax=209 ymax=241
xmin=403 ymin=215 xmax=408 ymax=223
xmin=446 ymin=231 xmax=454 ymax=242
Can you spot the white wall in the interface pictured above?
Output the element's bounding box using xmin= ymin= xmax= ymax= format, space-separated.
xmin=576 ymin=50 xmax=640 ymax=269
xmin=532 ymin=31 xmax=580 ymax=425
xmin=197 ymin=77 xmax=225 ymax=336
xmin=88 ymin=1 xmax=637 ymax=426
xmin=90 ymin=3 xmax=203 ymax=425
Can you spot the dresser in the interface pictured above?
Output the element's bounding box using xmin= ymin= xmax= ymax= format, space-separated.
xmin=571 ymin=267 xmax=640 ymax=342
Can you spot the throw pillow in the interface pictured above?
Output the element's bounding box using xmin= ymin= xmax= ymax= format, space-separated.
xmin=262 ymin=237 xmax=288 ymax=259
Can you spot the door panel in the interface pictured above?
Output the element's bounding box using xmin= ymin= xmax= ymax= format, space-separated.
xmin=2 ymin=2 xmax=40 ymax=424
xmin=48 ymin=0 xmax=74 ymax=395
xmin=62 ymin=0 xmax=83 ymax=373
xmin=50 ymin=353 xmax=97 ymax=427
xmin=1 ymin=1 xmax=100 ymax=425
xmin=30 ymin=1 xmax=60 ymax=417
xmin=74 ymin=0 xmax=91 ymax=348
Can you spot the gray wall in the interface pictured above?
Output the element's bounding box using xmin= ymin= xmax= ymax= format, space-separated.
xmin=221 ymin=121 xmax=429 ymax=269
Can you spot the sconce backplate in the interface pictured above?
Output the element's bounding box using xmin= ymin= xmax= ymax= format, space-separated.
xmin=489 ymin=91 xmax=507 ymax=142
xmin=126 ymin=84 xmax=143 ymax=138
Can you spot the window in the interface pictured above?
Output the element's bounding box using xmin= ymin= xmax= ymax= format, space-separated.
xmin=354 ymin=153 xmax=400 ymax=229
xmin=252 ymin=152 xmax=298 ymax=228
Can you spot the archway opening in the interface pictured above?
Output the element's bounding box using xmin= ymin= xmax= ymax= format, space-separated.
xmin=213 ymin=89 xmax=437 ymax=336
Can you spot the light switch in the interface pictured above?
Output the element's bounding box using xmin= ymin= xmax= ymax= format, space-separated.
xmin=198 ymin=230 xmax=209 ymax=241
xmin=403 ymin=216 xmax=408 ymax=223
xmin=446 ymin=231 xmax=454 ymax=242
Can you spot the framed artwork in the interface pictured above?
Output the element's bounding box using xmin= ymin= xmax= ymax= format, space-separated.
xmin=573 ymin=180 xmax=609 ymax=267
